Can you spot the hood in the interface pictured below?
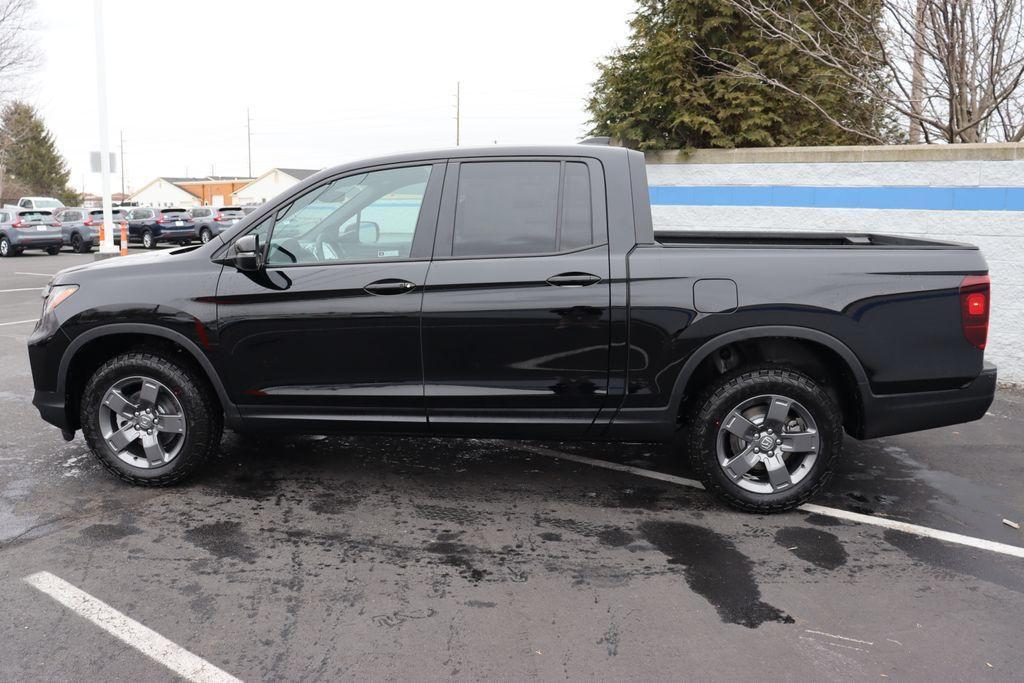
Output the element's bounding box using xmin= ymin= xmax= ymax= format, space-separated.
xmin=52 ymin=247 xmax=201 ymax=284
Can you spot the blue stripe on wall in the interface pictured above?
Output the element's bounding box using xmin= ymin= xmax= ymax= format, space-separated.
xmin=648 ymin=185 xmax=1024 ymax=211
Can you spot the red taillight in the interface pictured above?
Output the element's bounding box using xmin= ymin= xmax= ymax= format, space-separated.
xmin=213 ymin=214 xmax=223 ymax=222
xmin=52 ymin=219 xmax=61 ymax=227
xmin=156 ymin=215 xmax=165 ymax=223
xmin=959 ymin=274 xmax=990 ymax=350
xmin=11 ymin=220 xmax=23 ymax=229
xmin=83 ymin=217 xmax=94 ymax=226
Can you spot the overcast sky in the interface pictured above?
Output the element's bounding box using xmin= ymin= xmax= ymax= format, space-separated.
xmin=29 ymin=0 xmax=635 ymax=195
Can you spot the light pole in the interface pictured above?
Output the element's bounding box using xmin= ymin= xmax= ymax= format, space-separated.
xmin=93 ymin=0 xmax=116 ymax=257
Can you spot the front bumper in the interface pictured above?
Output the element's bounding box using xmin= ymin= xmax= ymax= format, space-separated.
xmin=855 ymin=362 xmax=997 ymax=439
xmin=33 ymin=389 xmax=70 ymax=431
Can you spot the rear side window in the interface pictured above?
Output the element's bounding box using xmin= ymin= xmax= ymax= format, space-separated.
xmin=452 ymin=161 xmax=595 ymax=257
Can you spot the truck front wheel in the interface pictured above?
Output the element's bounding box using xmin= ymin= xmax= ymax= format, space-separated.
xmin=80 ymin=350 xmax=222 ymax=486
xmin=686 ymin=366 xmax=843 ymax=513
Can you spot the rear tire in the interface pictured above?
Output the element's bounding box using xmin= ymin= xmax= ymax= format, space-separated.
xmin=0 ymin=236 xmax=12 ymax=257
xmin=142 ymin=230 xmax=155 ymax=249
xmin=46 ymin=245 xmax=61 ymax=255
xmin=80 ymin=350 xmax=223 ymax=486
xmin=71 ymin=233 xmax=91 ymax=253
xmin=685 ymin=365 xmax=843 ymax=513
xmin=200 ymin=228 xmax=212 ymax=244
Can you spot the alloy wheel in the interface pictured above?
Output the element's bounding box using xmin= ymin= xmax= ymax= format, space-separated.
xmin=716 ymin=394 xmax=820 ymax=494
xmin=98 ymin=376 xmax=187 ymax=468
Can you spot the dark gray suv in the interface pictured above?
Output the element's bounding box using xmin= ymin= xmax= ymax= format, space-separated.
xmin=0 ymin=209 xmax=63 ymax=257
xmin=190 ymin=206 xmax=246 ymax=243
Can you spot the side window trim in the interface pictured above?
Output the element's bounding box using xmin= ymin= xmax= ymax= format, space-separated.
xmin=432 ymin=156 xmax=606 ymax=260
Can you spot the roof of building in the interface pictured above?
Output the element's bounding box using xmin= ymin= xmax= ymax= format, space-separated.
xmin=165 ymin=176 xmax=255 ymax=184
xmin=276 ymin=168 xmax=318 ymax=180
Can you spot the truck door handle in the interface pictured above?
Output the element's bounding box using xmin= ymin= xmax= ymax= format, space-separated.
xmin=364 ymin=279 xmax=417 ymax=295
xmin=547 ymin=272 xmax=601 ymax=287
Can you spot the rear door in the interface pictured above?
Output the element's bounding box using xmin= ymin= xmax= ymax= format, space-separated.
xmin=421 ymin=157 xmax=611 ymax=437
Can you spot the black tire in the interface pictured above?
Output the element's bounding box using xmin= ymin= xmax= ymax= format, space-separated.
xmin=80 ymin=350 xmax=223 ymax=486
xmin=71 ymin=233 xmax=92 ymax=253
xmin=0 ymin=236 xmax=12 ymax=257
xmin=46 ymin=245 xmax=62 ymax=255
xmin=200 ymin=228 xmax=212 ymax=244
xmin=685 ymin=365 xmax=843 ymax=513
xmin=142 ymin=230 xmax=156 ymax=249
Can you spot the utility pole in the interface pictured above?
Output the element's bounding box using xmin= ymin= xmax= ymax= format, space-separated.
xmin=246 ymin=107 xmax=252 ymax=177
xmin=455 ymin=81 xmax=460 ymax=146
xmin=119 ymin=128 xmax=125 ymax=197
xmin=93 ymin=0 xmax=116 ymax=257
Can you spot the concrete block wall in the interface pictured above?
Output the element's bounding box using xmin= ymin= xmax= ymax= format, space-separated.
xmin=645 ymin=144 xmax=1024 ymax=384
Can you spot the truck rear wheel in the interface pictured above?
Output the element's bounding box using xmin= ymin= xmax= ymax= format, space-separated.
xmin=685 ymin=366 xmax=842 ymax=513
xmin=80 ymin=350 xmax=222 ymax=486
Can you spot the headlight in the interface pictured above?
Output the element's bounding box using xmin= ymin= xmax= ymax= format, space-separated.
xmin=41 ymin=284 xmax=78 ymax=317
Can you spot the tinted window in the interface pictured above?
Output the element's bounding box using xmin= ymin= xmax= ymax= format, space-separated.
xmin=560 ymin=163 xmax=592 ymax=251
xmin=192 ymin=208 xmax=209 ymax=218
xmin=454 ymin=162 xmax=560 ymax=257
xmin=267 ymin=165 xmax=431 ymax=266
xmin=19 ymin=211 xmax=50 ymax=221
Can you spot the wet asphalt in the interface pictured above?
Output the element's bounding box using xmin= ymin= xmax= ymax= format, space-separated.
xmin=1 ymin=250 xmax=1023 ymax=681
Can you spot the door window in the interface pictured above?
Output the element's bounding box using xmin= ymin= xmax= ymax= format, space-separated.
xmin=452 ymin=161 xmax=596 ymax=257
xmin=266 ymin=165 xmax=432 ymax=266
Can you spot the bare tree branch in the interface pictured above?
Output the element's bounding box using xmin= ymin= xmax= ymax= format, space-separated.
xmin=718 ymin=0 xmax=1024 ymax=143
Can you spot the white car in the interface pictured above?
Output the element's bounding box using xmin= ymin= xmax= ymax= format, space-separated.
xmin=17 ymin=197 xmax=65 ymax=211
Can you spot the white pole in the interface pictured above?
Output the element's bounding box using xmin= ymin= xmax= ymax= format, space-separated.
xmin=94 ymin=0 xmax=116 ymax=255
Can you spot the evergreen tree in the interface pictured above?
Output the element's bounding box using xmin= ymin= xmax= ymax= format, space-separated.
xmin=1 ymin=101 xmax=79 ymax=204
xmin=587 ymin=0 xmax=900 ymax=149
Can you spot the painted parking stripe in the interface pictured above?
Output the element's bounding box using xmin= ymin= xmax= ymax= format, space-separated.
xmin=0 ymin=287 xmax=44 ymax=293
xmin=24 ymin=572 xmax=241 ymax=683
xmin=0 ymin=319 xmax=37 ymax=326
xmin=516 ymin=443 xmax=1024 ymax=560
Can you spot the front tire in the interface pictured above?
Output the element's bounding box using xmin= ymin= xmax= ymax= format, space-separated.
xmin=80 ymin=350 xmax=223 ymax=486
xmin=142 ymin=230 xmax=155 ymax=249
xmin=685 ymin=366 xmax=843 ymax=513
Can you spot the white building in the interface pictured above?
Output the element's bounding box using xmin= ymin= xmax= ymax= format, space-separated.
xmin=232 ymin=168 xmax=319 ymax=206
xmin=128 ymin=177 xmax=201 ymax=208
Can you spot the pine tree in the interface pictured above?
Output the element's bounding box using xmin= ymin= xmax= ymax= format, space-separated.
xmin=587 ymin=0 xmax=900 ymax=149
xmin=1 ymin=101 xmax=79 ymax=204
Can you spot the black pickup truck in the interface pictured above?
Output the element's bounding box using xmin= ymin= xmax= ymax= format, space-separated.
xmin=27 ymin=144 xmax=995 ymax=512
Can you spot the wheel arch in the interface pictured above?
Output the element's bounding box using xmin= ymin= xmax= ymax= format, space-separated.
xmin=59 ymin=323 xmax=240 ymax=430
xmin=670 ymin=326 xmax=869 ymax=433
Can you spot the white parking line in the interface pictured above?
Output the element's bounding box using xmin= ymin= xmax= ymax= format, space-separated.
xmin=516 ymin=443 xmax=1024 ymax=560
xmin=24 ymin=572 xmax=241 ymax=683
xmin=15 ymin=272 xmax=55 ymax=277
xmin=0 ymin=287 xmax=44 ymax=293
xmin=0 ymin=319 xmax=37 ymax=326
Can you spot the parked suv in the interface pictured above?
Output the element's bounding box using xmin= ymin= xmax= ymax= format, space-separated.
xmin=124 ymin=207 xmax=195 ymax=248
xmin=190 ymin=206 xmax=246 ymax=243
xmin=54 ymin=208 xmax=129 ymax=253
xmin=0 ymin=209 xmax=63 ymax=257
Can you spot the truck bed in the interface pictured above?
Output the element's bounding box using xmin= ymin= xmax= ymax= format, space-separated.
xmin=653 ymin=230 xmax=976 ymax=249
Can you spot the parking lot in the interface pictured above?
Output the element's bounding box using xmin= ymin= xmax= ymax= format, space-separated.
xmin=1 ymin=249 xmax=1023 ymax=680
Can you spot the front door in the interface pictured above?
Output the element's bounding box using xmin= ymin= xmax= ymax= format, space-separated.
xmin=215 ymin=162 xmax=444 ymax=432
xmin=421 ymin=158 xmax=611 ymax=437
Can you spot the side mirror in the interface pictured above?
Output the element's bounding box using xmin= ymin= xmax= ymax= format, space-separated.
xmin=216 ymin=233 xmax=262 ymax=271
xmin=357 ymin=221 xmax=379 ymax=244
